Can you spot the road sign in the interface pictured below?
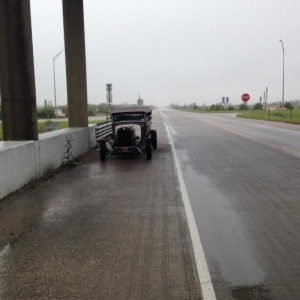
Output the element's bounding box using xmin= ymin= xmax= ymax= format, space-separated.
xmin=241 ymin=93 xmax=250 ymax=102
xmin=106 ymin=84 xmax=112 ymax=93
xmin=226 ymin=97 xmax=229 ymax=103
xmin=137 ymin=99 xmax=144 ymax=106
xmin=222 ymin=97 xmax=225 ymax=103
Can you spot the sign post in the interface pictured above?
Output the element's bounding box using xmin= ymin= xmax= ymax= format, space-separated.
xmin=137 ymin=93 xmax=144 ymax=106
xmin=106 ymin=84 xmax=112 ymax=115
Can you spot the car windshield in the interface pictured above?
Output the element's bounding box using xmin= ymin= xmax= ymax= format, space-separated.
xmin=113 ymin=113 xmax=145 ymax=122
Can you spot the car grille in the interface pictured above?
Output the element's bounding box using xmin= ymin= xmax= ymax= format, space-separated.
xmin=117 ymin=129 xmax=132 ymax=147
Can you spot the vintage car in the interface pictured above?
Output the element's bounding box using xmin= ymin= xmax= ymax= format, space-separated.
xmin=99 ymin=106 xmax=157 ymax=161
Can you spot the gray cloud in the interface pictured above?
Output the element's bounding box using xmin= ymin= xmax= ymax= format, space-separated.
xmin=31 ymin=0 xmax=300 ymax=107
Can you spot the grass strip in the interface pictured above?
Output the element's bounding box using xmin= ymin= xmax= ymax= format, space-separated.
xmin=0 ymin=120 xmax=108 ymax=141
xmin=237 ymin=110 xmax=300 ymax=125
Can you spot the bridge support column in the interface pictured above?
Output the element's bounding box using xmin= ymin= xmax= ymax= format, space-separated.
xmin=0 ymin=1 xmax=38 ymax=140
xmin=62 ymin=0 xmax=88 ymax=127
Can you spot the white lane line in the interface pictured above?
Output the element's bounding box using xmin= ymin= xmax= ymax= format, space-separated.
xmin=160 ymin=112 xmax=216 ymax=300
xmin=0 ymin=244 xmax=10 ymax=298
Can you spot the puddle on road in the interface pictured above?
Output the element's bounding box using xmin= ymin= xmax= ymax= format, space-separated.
xmin=180 ymin=162 xmax=265 ymax=287
xmin=231 ymin=284 xmax=271 ymax=300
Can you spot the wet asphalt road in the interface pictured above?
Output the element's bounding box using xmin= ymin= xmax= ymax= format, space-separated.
xmin=162 ymin=109 xmax=300 ymax=299
xmin=1 ymin=108 xmax=300 ymax=299
xmin=0 ymin=112 xmax=200 ymax=300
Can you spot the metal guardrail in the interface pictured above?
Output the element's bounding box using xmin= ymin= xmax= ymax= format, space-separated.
xmin=95 ymin=122 xmax=113 ymax=142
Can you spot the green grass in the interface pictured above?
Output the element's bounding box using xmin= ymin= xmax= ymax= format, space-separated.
xmin=0 ymin=120 xmax=108 ymax=141
xmin=173 ymin=107 xmax=300 ymax=125
xmin=38 ymin=121 xmax=51 ymax=131
xmin=177 ymin=108 xmax=235 ymax=114
xmin=56 ymin=121 xmax=69 ymax=130
xmin=237 ymin=109 xmax=300 ymax=124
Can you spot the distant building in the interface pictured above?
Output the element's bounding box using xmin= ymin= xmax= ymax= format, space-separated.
xmin=55 ymin=108 xmax=66 ymax=117
xmin=262 ymin=105 xmax=282 ymax=110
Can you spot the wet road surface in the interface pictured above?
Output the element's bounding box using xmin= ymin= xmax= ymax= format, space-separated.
xmin=0 ymin=113 xmax=200 ymax=299
xmin=2 ymin=108 xmax=300 ymax=299
xmin=162 ymin=109 xmax=300 ymax=299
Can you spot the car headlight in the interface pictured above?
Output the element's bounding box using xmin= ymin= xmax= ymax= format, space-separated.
xmin=135 ymin=137 xmax=141 ymax=145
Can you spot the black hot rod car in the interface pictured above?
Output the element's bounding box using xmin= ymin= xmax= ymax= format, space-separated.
xmin=99 ymin=106 xmax=157 ymax=161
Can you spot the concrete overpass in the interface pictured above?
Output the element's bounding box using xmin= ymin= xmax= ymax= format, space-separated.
xmin=0 ymin=1 xmax=96 ymax=199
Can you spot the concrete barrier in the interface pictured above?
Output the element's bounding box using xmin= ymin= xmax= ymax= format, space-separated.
xmin=0 ymin=125 xmax=97 ymax=200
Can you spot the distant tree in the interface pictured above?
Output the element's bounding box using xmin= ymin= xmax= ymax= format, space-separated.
xmin=61 ymin=105 xmax=68 ymax=117
xmin=239 ymin=103 xmax=249 ymax=110
xmin=253 ymin=102 xmax=264 ymax=110
xmin=215 ymin=104 xmax=225 ymax=111
xmin=284 ymin=102 xmax=294 ymax=109
xmin=228 ymin=106 xmax=235 ymax=111
xmin=98 ymin=103 xmax=109 ymax=114
xmin=188 ymin=102 xmax=198 ymax=110
xmin=209 ymin=104 xmax=216 ymax=111
xmin=209 ymin=104 xmax=224 ymax=111
xmin=37 ymin=106 xmax=55 ymax=119
xmin=88 ymin=104 xmax=96 ymax=116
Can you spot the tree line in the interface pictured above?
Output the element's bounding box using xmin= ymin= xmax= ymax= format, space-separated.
xmin=0 ymin=102 xmax=152 ymax=120
xmin=170 ymin=101 xmax=296 ymax=112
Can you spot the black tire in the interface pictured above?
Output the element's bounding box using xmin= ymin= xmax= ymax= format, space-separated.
xmin=151 ymin=130 xmax=157 ymax=150
xmin=145 ymin=138 xmax=152 ymax=160
xmin=99 ymin=139 xmax=107 ymax=161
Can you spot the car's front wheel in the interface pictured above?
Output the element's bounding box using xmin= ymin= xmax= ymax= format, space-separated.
xmin=151 ymin=130 xmax=157 ymax=150
xmin=145 ymin=138 xmax=152 ymax=160
xmin=99 ymin=139 xmax=107 ymax=161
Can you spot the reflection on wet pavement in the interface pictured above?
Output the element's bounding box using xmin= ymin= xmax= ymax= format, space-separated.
xmin=182 ymin=165 xmax=265 ymax=287
xmin=165 ymin=109 xmax=300 ymax=299
xmin=231 ymin=284 xmax=271 ymax=300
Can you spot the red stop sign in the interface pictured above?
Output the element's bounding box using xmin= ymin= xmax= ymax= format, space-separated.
xmin=241 ymin=93 xmax=250 ymax=102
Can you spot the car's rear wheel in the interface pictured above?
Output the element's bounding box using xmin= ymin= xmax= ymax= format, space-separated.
xmin=100 ymin=139 xmax=107 ymax=161
xmin=151 ymin=130 xmax=157 ymax=150
xmin=145 ymin=138 xmax=152 ymax=160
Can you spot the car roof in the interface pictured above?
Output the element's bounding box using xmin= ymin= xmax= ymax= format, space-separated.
xmin=111 ymin=106 xmax=152 ymax=114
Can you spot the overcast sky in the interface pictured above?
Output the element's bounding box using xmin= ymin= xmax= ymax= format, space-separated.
xmin=31 ymin=0 xmax=300 ymax=107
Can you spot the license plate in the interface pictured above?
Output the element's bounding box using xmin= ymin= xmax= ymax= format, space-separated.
xmin=121 ymin=147 xmax=129 ymax=152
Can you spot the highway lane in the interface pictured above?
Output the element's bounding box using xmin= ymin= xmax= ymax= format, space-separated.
xmin=162 ymin=109 xmax=300 ymax=299
xmin=187 ymin=112 xmax=300 ymax=157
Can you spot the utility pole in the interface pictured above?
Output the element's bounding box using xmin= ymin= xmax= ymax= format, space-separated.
xmin=279 ymin=40 xmax=285 ymax=108
xmin=53 ymin=50 xmax=64 ymax=118
xmin=44 ymin=99 xmax=49 ymax=119
xmin=106 ymin=84 xmax=112 ymax=115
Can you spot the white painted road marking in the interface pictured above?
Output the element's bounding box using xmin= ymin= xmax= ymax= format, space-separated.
xmin=160 ymin=112 xmax=217 ymax=300
xmin=0 ymin=244 xmax=10 ymax=298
